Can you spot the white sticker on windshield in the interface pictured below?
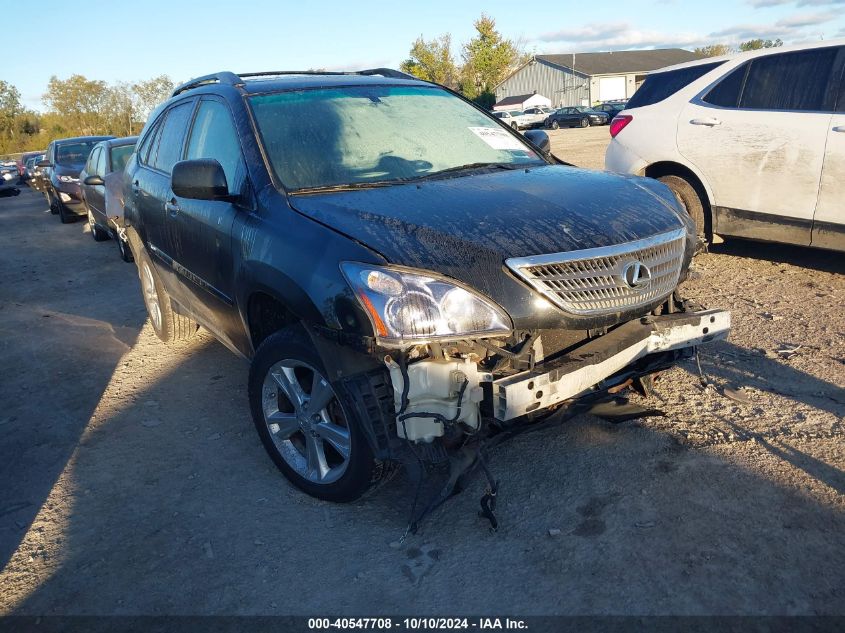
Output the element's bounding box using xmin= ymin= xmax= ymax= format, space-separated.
xmin=469 ymin=127 xmax=525 ymax=150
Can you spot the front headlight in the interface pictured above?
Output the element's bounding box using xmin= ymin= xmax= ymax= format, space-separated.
xmin=341 ymin=263 xmax=512 ymax=346
xmin=58 ymin=175 xmax=78 ymax=183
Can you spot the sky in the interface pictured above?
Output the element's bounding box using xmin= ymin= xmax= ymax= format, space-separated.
xmin=6 ymin=0 xmax=845 ymax=112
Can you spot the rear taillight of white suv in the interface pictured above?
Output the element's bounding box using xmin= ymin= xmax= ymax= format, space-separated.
xmin=609 ymin=114 xmax=632 ymax=138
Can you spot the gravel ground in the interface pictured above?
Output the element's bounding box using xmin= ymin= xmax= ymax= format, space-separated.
xmin=1 ymin=137 xmax=843 ymax=617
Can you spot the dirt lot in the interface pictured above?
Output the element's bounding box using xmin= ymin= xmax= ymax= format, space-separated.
xmin=1 ymin=131 xmax=843 ymax=616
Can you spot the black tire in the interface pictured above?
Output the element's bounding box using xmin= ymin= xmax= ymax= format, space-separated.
xmin=136 ymin=248 xmax=198 ymax=343
xmin=657 ymin=174 xmax=708 ymax=243
xmin=550 ymin=120 xmax=559 ymax=130
xmin=248 ymin=327 xmax=385 ymax=502
xmin=511 ymin=122 xmax=518 ymax=130
xmin=117 ymin=235 xmax=134 ymax=263
xmin=58 ymin=200 xmax=74 ymax=224
xmin=580 ymin=117 xmax=589 ymax=128
xmin=88 ymin=210 xmax=109 ymax=241
xmin=47 ymin=190 xmax=59 ymax=215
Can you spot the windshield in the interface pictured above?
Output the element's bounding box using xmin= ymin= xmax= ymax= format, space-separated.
xmin=110 ymin=144 xmax=134 ymax=172
xmin=249 ymin=85 xmax=542 ymax=191
xmin=56 ymin=142 xmax=98 ymax=166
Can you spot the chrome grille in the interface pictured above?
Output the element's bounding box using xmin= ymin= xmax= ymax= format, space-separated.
xmin=506 ymin=229 xmax=687 ymax=316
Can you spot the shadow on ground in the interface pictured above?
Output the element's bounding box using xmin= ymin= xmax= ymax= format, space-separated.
xmin=710 ymin=239 xmax=845 ymax=275
xmin=0 ymin=188 xmax=146 ymax=569
xmin=6 ymin=335 xmax=845 ymax=615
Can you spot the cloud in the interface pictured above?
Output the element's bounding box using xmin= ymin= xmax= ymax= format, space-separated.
xmin=708 ymin=23 xmax=794 ymax=39
xmin=749 ymin=0 xmax=844 ymax=7
xmin=535 ymin=22 xmax=706 ymax=51
xmin=775 ymin=10 xmax=839 ymax=27
xmin=534 ymin=12 xmax=841 ymax=54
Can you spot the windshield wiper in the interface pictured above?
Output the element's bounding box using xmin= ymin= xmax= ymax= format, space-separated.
xmin=406 ymin=162 xmax=538 ymax=182
xmin=290 ymin=181 xmax=398 ymax=195
xmin=290 ymin=162 xmax=541 ymax=194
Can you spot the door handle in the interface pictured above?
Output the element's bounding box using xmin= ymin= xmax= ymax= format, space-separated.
xmin=165 ymin=200 xmax=181 ymax=216
xmin=690 ymin=118 xmax=721 ymax=127
xmin=833 ymin=126 xmax=845 ymax=133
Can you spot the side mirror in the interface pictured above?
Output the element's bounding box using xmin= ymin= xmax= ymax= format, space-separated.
xmin=37 ymin=159 xmax=51 ymax=168
xmin=84 ymin=175 xmax=104 ymax=186
xmin=171 ymin=159 xmax=230 ymax=201
xmin=524 ymin=130 xmax=550 ymax=154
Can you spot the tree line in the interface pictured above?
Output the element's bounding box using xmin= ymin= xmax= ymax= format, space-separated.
xmin=0 ymin=25 xmax=789 ymax=155
xmin=695 ymin=38 xmax=784 ymax=58
xmin=0 ymin=75 xmax=174 ymax=155
xmin=400 ymin=14 xmax=528 ymax=109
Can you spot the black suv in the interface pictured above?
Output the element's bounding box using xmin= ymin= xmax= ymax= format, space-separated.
xmin=124 ymin=69 xmax=729 ymax=511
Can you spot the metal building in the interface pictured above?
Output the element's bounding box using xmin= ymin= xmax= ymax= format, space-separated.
xmin=494 ymin=49 xmax=703 ymax=108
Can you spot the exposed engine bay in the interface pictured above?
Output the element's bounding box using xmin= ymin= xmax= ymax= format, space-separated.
xmin=374 ymin=294 xmax=731 ymax=534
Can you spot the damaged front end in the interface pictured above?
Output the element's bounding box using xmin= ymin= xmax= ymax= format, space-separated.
xmin=338 ymin=229 xmax=730 ymax=532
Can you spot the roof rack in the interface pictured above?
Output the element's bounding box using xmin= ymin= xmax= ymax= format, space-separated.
xmin=170 ymin=68 xmax=417 ymax=97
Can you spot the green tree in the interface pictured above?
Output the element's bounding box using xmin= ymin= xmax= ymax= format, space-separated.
xmin=400 ymin=34 xmax=458 ymax=88
xmin=694 ymin=44 xmax=733 ymax=57
xmin=132 ymin=75 xmax=174 ymax=122
xmin=103 ymin=82 xmax=137 ymax=136
xmin=0 ymin=81 xmax=23 ymax=138
xmin=42 ymin=74 xmax=111 ymax=136
xmin=460 ymin=14 xmax=527 ymax=106
xmin=739 ymin=38 xmax=783 ymax=52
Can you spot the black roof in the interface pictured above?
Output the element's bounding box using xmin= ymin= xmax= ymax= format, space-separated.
xmin=537 ymin=49 xmax=703 ymax=76
xmin=171 ymin=69 xmax=426 ymax=97
xmin=52 ymin=135 xmax=115 ymax=145
xmin=494 ymin=94 xmax=538 ymax=107
xmin=99 ymin=136 xmax=138 ymax=148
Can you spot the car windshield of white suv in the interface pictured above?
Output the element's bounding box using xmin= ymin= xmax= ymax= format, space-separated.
xmin=250 ymin=85 xmax=543 ymax=191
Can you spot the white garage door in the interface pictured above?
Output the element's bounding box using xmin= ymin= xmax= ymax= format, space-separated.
xmin=599 ymin=76 xmax=626 ymax=101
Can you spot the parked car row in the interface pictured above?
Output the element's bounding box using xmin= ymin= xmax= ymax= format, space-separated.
xmin=493 ymin=103 xmax=620 ymax=131
xmin=0 ymin=162 xmax=20 ymax=196
xmin=25 ymin=67 xmax=730 ymax=525
xmin=545 ymin=106 xmax=610 ymax=129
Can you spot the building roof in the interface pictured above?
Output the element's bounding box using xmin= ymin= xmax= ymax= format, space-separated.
xmin=537 ymin=49 xmax=703 ymax=76
xmin=494 ymin=93 xmax=537 ymax=107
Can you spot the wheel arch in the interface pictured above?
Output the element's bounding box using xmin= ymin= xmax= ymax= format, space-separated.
xmin=643 ymin=161 xmax=714 ymax=212
xmin=239 ymin=262 xmax=328 ymax=354
xmin=246 ymin=290 xmax=301 ymax=351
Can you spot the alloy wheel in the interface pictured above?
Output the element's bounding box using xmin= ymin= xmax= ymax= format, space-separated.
xmin=261 ymin=360 xmax=351 ymax=485
xmin=140 ymin=261 xmax=162 ymax=331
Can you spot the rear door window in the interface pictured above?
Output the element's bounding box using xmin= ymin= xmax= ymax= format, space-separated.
xmin=703 ymin=64 xmax=748 ymax=107
xmin=85 ymin=147 xmax=100 ymax=176
xmin=149 ymin=101 xmax=194 ymax=173
xmin=740 ymin=47 xmax=838 ymax=111
xmin=137 ymin=120 xmax=161 ymax=166
xmin=95 ymin=147 xmax=107 ymax=177
xmin=626 ymin=61 xmax=724 ymax=109
xmin=838 ymin=63 xmax=845 ymax=112
xmin=185 ymin=99 xmax=247 ymax=196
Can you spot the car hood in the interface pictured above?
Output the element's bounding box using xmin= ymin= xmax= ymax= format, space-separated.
xmin=53 ymin=164 xmax=83 ymax=178
xmin=290 ymin=165 xmax=692 ymax=328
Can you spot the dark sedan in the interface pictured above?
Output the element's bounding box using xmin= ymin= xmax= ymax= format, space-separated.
xmin=40 ymin=135 xmax=115 ymax=223
xmin=79 ymin=136 xmax=137 ymax=260
xmin=545 ymin=106 xmax=609 ymax=129
xmin=596 ymin=102 xmax=627 ymax=120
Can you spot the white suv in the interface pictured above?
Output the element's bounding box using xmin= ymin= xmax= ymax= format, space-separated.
xmin=605 ymin=40 xmax=844 ymax=252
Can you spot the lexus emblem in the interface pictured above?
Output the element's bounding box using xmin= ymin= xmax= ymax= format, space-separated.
xmin=621 ymin=261 xmax=652 ymax=289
